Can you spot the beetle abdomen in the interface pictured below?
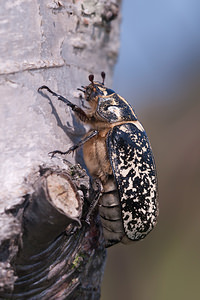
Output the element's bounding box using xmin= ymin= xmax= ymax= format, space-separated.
xmin=107 ymin=122 xmax=158 ymax=241
xmin=99 ymin=176 xmax=126 ymax=247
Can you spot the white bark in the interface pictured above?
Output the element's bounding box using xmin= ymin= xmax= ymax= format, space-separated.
xmin=0 ymin=0 xmax=121 ymax=297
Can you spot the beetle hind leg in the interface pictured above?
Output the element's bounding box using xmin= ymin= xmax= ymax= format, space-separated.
xmin=85 ymin=179 xmax=103 ymax=224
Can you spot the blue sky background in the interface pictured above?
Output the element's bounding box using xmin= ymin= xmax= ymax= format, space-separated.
xmin=102 ymin=3 xmax=200 ymax=300
xmin=113 ymin=0 xmax=200 ymax=106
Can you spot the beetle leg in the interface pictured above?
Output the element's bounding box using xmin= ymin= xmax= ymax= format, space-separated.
xmin=85 ymin=179 xmax=103 ymax=224
xmin=38 ymin=85 xmax=89 ymax=122
xmin=49 ymin=130 xmax=98 ymax=158
xmin=65 ymin=220 xmax=82 ymax=236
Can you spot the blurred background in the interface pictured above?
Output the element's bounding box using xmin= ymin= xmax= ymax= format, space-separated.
xmin=101 ymin=0 xmax=200 ymax=299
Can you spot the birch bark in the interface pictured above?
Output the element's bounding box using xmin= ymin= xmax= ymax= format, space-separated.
xmin=0 ymin=1 xmax=121 ymax=298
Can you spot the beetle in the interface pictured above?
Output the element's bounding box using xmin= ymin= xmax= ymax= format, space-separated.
xmin=38 ymin=72 xmax=158 ymax=247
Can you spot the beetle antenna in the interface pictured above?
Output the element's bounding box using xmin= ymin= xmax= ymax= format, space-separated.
xmin=89 ymin=74 xmax=94 ymax=85
xmin=101 ymin=71 xmax=106 ymax=85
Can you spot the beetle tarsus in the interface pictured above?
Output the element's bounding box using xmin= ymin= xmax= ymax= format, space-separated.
xmin=38 ymin=85 xmax=55 ymax=95
xmin=48 ymin=150 xmax=70 ymax=158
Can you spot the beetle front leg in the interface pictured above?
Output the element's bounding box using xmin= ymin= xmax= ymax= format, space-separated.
xmin=38 ymin=85 xmax=89 ymax=122
xmin=49 ymin=130 xmax=98 ymax=158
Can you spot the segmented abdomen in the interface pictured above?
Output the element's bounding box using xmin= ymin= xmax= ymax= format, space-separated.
xmin=98 ymin=176 xmax=126 ymax=247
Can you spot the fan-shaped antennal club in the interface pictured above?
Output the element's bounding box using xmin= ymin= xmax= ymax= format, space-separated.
xmin=89 ymin=74 xmax=94 ymax=85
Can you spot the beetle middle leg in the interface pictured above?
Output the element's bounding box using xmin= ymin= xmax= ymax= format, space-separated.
xmin=49 ymin=130 xmax=98 ymax=158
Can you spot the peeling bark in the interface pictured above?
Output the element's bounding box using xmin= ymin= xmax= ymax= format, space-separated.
xmin=0 ymin=0 xmax=121 ymax=298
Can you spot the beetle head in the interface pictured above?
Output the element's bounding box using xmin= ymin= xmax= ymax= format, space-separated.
xmin=77 ymin=72 xmax=137 ymax=123
xmin=78 ymin=72 xmax=115 ymax=103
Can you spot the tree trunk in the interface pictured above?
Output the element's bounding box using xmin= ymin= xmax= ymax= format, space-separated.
xmin=0 ymin=1 xmax=121 ymax=298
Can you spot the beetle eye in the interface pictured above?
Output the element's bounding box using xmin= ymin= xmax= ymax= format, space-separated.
xmin=85 ymin=87 xmax=92 ymax=101
xmin=86 ymin=87 xmax=91 ymax=94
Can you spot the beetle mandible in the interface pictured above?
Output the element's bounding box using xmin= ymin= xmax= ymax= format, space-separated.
xmin=38 ymin=72 xmax=158 ymax=247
